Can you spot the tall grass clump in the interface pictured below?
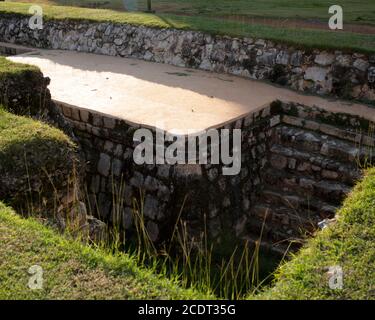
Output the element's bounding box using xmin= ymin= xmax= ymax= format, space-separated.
xmin=355 ymin=122 xmax=375 ymax=170
xmin=88 ymin=177 xmax=282 ymax=300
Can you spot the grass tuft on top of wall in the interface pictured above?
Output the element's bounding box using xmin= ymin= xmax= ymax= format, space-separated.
xmin=0 ymin=106 xmax=80 ymax=217
xmin=0 ymin=55 xmax=39 ymax=76
xmin=251 ymin=168 xmax=375 ymax=300
xmin=0 ymin=2 xmax=375 ymax=54
xmin=0 ymin=201 xmax=210 ymax=299
xmin=0 ymin=106 xmax=74 ymax=172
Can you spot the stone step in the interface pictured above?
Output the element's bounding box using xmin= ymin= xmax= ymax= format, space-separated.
xmin=272 ymin=125 xmax=372 ymax=162
xmin=281 ymin=113 xmax=375 ymax=148
xmin=251 ymin=203 xmax=316 ymax=229
xmin=245 ymin=183 xmax=341 ymax=255
xmin=271 ymin=125 xmax=374 ymax=165
xmin=269 ymin=143 xmax=363 ymax=186
xmin=262 ymin=168 xmax=352 ymax=206
xmin=280 ymin=104 xmax=375 ymax=148
xmin=258 ymin=188 xmax=338 ymax=220
xmin=246 ymin=203 xmax=313 ymax=247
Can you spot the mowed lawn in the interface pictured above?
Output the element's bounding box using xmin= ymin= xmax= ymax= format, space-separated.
xmin=2 ymin=2 xmax=375 ymax=53
xmin=7 ymin=0 xmax=375 ymax=25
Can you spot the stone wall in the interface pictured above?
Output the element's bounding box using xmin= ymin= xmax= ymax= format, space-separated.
xmin=248 ymin=102 xmax=375 ymax=253
xmin=57 ymin=100 xmax=375 ymax=254
xmin=57 ymin=102 xmax=279 ymax=245
xmin=0 ymin=13 xmax=374 ymax=103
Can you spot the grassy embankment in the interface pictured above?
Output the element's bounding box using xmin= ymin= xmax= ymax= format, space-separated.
xmin=0 ymin=200 xmax=208 ymax=299
xmin=0 ymin=54 xmax=38 ymax=75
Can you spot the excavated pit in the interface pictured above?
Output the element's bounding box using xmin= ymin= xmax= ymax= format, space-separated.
xmin=4 ymin=44 xmax=375 ymax=258
xmin=55 ymin=100 xmax=375 ymax=258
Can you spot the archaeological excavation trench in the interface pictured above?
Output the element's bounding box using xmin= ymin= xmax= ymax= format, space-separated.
xmin=57 ymin=99 xmax=375 ymax=257
xmin=0 ymin=33 xmax=375 ymax=296
xmin=1 ymin=19 xmax=375 ymax=284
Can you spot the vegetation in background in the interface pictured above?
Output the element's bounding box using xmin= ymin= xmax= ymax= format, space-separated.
xmin=1 ymin=2 xmax=375 ymax=53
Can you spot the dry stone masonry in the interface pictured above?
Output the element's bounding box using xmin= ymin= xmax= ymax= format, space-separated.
xmin=0 ymin=13 xmax=374 ymax=104
xmin=57 ymin=101 xmax=375 ymax=254
xmin=57 ymin=102 xmax=275 ymax=245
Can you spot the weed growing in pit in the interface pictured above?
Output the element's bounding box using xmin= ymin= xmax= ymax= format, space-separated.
xmin=355 ymin=122 xmax=375 ymax=170
xmin=91 ymin=177 xmax=283 ymax=299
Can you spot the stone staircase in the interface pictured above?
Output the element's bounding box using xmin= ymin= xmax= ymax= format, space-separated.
xmin=245 ymin=109 xmax=375 ymax=255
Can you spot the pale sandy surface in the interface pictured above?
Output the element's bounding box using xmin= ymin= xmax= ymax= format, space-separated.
xmin=5 ymin=43 xmax=375 ymax=133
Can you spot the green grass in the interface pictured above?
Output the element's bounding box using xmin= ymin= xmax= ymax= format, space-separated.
xmin=252 ymin=168 xmax=375 ymax=300
xmin=0 ymin=202 xmax=209 ymax=299
xmin=0 ymin=55 xmax=39 ymax=77
xmin=1 ymin=2 xmax=375 ymax=53
xmin=0 ymin=106 xmax=80 ymax=219
xmin=8 ymin=0 xmax=375 ymax=25
xmin=0 ymin=57 xmax=69 ymax=176
xmin=0 ymin=106 xmax=75 ymax=176
xmin=153 ymin=0 xmax=375 ymax=25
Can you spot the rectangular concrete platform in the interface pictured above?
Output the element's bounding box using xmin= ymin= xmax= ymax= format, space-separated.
xmin=5 ymin=43 xmax=375 ymax=134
